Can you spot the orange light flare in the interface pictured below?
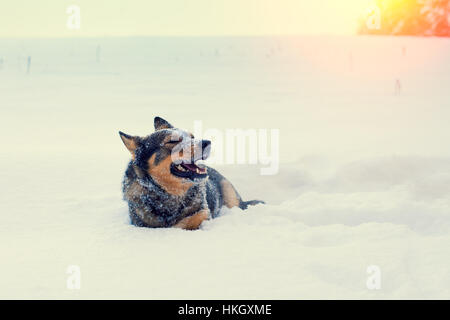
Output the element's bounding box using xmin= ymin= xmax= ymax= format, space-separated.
xmin=276 ymin=0 xmax=448 ymax=79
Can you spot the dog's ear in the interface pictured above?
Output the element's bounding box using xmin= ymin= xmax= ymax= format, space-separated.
xmin=119 ymin=131 xmax=140 ymax=155
xmin=154 ymin=116 xmax=174 ymax=131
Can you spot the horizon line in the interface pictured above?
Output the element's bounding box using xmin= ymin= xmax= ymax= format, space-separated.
xmin=0 ymin=33 xmax=363 ymax=40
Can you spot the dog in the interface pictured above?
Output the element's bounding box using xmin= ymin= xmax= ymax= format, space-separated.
xmin=119 ymin=116 xmax=264 ymax=230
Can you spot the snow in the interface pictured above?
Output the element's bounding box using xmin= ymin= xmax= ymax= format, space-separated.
xmin=0 ymin=36 xmax=449 ymax=299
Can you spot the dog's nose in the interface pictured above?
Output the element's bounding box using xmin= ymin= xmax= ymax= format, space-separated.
xmin=201 ymin=140 xmax=211 ymax=160
xmin=202 ymin=140 xmax=211 ymax=150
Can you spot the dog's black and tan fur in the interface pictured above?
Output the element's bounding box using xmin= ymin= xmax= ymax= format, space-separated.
xmin=120 ymin=117 xmax=263 ymax=230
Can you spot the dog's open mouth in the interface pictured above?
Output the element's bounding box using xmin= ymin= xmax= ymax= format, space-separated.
xmin=170 ymin=161 xmax=207 ymax=179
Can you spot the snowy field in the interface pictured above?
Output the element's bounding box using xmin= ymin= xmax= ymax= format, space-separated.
xmin=0 ymin=36 xmax=449 ymax=299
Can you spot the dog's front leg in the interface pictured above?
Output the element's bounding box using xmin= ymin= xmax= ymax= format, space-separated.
xmin=174 ymin=209 xmax=209 ymax=230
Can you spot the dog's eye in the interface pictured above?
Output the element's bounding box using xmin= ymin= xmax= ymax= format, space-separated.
xmin=166 ymin=136 xmax=182 ymax=144
xmin=172 ymin=136 xmax=183 ymax=142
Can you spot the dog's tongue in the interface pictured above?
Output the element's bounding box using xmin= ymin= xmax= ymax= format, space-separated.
xmin=183 ymin=163 xmax=206 ymax=173
xmin=183 ymin=163 xmax=197 ymax=171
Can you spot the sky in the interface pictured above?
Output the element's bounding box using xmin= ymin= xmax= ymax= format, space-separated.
xmin=0 ymin=0 xmax=373 ymax=37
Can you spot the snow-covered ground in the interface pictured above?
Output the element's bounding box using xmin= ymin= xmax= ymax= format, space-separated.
xmin=0 ymin=36 xmax=449 ymax=299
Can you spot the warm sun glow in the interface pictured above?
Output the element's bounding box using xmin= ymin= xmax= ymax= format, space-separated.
xmin=0 ymin=0 xmax=384 ymax=37
xmin=311 ymin=0 xmax=376 ymax=34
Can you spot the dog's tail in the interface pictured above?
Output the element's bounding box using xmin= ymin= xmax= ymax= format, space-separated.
xmin=239 ymin=199 xmax=265 ymax=210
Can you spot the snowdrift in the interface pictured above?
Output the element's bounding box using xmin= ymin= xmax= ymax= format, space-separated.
xmin=0 ymin=36 xmax=449 ymax=298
